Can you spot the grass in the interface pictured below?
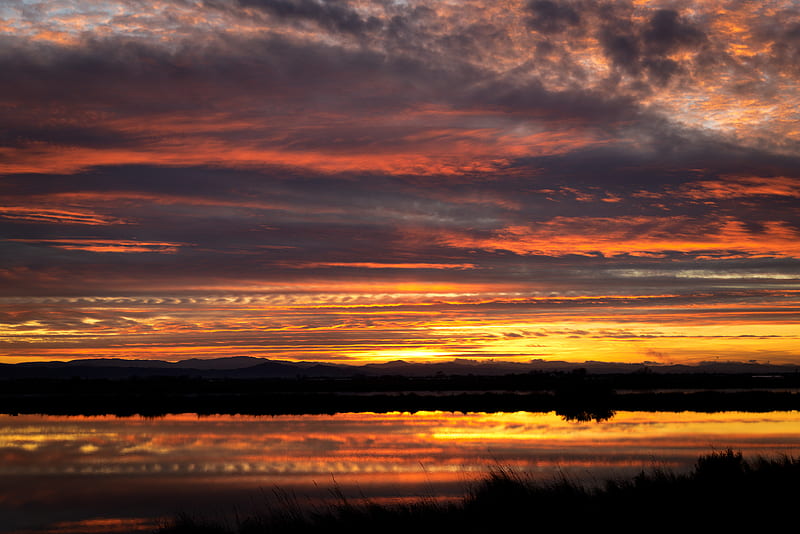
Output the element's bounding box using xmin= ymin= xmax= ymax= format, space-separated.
xmin=157 ymin=450 xmax=800 ymax=533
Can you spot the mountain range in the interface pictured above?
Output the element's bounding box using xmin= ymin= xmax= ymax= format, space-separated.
xmin=1 ymin=357 xmax=798 ymax=380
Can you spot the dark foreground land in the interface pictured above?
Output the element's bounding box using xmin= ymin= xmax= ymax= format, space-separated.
xmin=158 ymin=450 xmax=800 ymax=533
xmin=2 ymin=370 xmax=799 ymax=418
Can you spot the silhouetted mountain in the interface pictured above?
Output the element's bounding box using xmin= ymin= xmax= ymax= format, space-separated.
xmin=1 ymin=356 xmax=799 ymax=380
xmin=172 ymin=356 xmax=266 ymax=370
xmin=218 ymin=360 xmax=351 ymax=378
xmin=361 ymin=359 xmax=541 ymax=377
xmin=62 ymin=358 xmax=175 ymax=368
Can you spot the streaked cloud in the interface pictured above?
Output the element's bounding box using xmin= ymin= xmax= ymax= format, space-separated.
xmin=8 ymin=239 xmax=185 ymax=254
xmin=0 ymin=207 xmax=126 ymax=226
xmin=437 ymin=215 xmax=800 ymax=258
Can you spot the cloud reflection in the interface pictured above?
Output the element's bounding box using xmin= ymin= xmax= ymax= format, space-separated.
xmin=3 ymin=411 xmax=800 ymax=532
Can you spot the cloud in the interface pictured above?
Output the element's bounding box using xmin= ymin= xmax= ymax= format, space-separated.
xmin=434 ymin=215 xmax=800 ymax=259
xmin=8 ymin=239 xmax=185 ymax=254
xmin=0 ymin=0 xmax=798 ymax=364
xmin=295 ymin=262 xmax=477 ymax=270
xmin=525 ymin=0 xmax=582 ymax=34
xmin=0 ymin=207 xmax=127 ymax=226
xmin=596 ymin=6 xmax=709 ymax=82
xmin=227 ymin=0 xmax=383 ymax=36
xmin=677 ymin=176 xmax=800 ymax=200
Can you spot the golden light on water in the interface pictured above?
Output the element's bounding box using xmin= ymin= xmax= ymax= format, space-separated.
xmin=3 ymin=410 xmax=800 ymax=532
xmin=4 ymin=411 xmax=800 ymax=477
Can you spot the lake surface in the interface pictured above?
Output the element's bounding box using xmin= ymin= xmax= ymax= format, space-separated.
xmin=3 ymin=410 xmax=800 ymax=534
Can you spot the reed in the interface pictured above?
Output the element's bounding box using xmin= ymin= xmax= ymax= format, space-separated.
xmin=157 ymin=450 xmax=800 ymax=533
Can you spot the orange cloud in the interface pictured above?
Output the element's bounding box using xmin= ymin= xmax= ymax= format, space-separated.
xmin=679 ymin=176 xmax=800 ymax=199
xmin=0 ymin=207 xmax=126 ymax=225
xmin=294 ymin=262 xmax=477 ymax=270
xmin=9 ymin=239 xmax=185 ymax=254
xmin=436 ymin=216 xmax=800 ymax=258
xmin=37 ymin=191 xmax=337 ymax=214
xmin=0 ymin=140 xmax=514 ymax=177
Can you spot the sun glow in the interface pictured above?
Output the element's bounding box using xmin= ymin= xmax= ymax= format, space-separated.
xmin=346 ymin=349 xmax=463 ymax=363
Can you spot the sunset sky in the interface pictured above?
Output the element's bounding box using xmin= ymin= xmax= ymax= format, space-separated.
xmin=1 ymin=0 xmax=798 ymax=365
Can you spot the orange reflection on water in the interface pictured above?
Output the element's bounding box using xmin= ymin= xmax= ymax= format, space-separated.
xmin=3 ymin=411 xmax=800 ymax=479
xmin=3 ymin=411 xmax=800 ymax=533
xmin=15 ymin=518 xmax=157 ymax=534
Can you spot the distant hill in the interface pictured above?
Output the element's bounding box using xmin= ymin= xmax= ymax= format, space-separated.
xmin=172 ymin=357 xmax=267 ymax=370
xmin=1 ymin=356 xmax=799 ymax=380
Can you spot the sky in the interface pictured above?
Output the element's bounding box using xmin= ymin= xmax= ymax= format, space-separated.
xmin=0 ymin=0 xmax=799 ymax=366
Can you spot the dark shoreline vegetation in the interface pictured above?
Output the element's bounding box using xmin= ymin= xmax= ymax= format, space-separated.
xmin=158 ymin=450 xmax=800 ymax=533
xmin=2 ymin=371 xmax=799 ymax=418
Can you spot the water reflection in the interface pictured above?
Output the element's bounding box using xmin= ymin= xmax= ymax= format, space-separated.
xmin=555 ymin=407 xmax=615 ymax=422
xmin=2 ymin=411 xmax=800 ymax=533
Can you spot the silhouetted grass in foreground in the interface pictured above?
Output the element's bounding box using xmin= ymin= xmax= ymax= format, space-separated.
xmin=157 ymin=450 xmax=800 ymax=533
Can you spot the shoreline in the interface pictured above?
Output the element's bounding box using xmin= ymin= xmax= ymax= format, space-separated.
xmin=2 ymin=389 xmax=798 ymax=418
xmin=3 ymin=372 xmax=799 ymax=418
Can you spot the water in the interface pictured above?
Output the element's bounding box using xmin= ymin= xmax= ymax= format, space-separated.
xmin=2 ymin=410 xmax=800 ymax=533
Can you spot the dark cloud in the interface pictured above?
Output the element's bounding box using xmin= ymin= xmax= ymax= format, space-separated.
xmin=525 ymin=0 xmax=582 ymax=34
xmin=226 ymin=0 xmax=383 ymax=36
xmin=600 ymin=27 xmax=640 ymax=73
xmin=461 ymin=76 xmax=641 ymax=125
xmin=769 ymin=21 xmax=800 ymax=74
xmin=645 ymin=9 xmax=706 ymax=51
xmin=598 ymin=8 xmax=708 ymax=84
xmin=0 ymin=0 xmax=798 ymax=364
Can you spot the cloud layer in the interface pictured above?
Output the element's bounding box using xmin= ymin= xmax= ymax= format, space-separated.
xmin=1 ymin=0 xmax=798 ymax=364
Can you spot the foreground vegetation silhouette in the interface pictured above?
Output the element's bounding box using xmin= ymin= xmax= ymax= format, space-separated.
xmin=158 ymin=450 xmax=800 ymax=533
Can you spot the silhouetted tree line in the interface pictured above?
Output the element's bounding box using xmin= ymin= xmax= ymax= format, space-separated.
xmin=1 ymin=371 xmax=798 ymax=418
xmin=2 ymin=368 xmax=798 ymax=394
